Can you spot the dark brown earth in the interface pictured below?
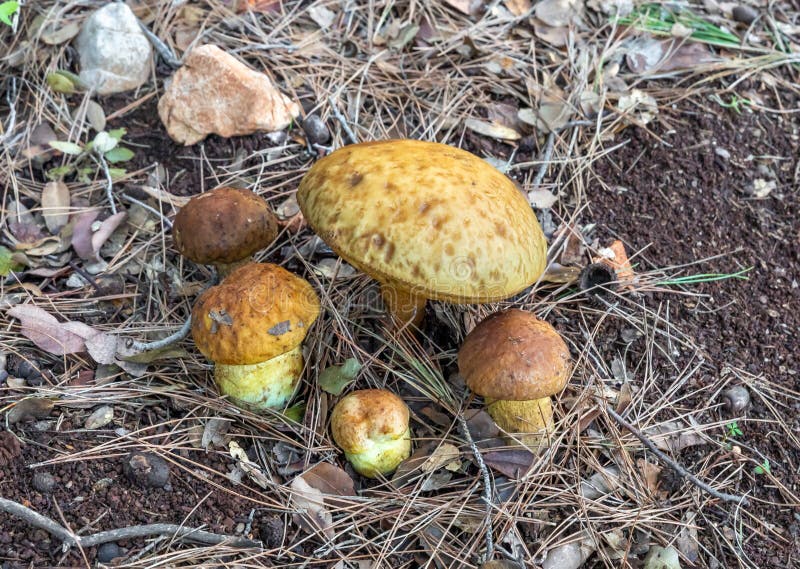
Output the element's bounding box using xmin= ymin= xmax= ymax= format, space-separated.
xmin=2 ymin=91 xmax=799 ymax=567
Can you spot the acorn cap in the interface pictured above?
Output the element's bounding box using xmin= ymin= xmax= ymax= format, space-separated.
xmin=173 ymin=187 xmax=278 ymax=265
xmin=330 ymin=389 xmax=410 ymax=455
xmin=191 ymin=263 xmax=320 ymax=365
xmin=458 ymin=309 xmax=571 ymax=401
xmin=297 ymin=140 xmax=547 ymax=303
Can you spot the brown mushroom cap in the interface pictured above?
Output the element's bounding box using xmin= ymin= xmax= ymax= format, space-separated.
xmin=330 ymin=389 xmax=410 ymax=455
xmin=458 ymin=309 xmax=571 ymax=401
xmin=173 ymin=187 xmax=278 ymax=265
xmin=297 ymin=140 xmax=547 ymax=303
xmin=191 ymin=263 xmax=320 ymax=365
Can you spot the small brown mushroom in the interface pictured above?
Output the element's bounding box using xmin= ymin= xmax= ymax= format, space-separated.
xmin=297 ymin=140 xmax=548 ymax=326
xmin=458 ymin=309 xmax=572 ymax=449
xmin=191 ymin=263 xmax=320 ymax=409
xmin=330 ymin=389 xmax=411 ymax=478
xmin=173 ymin=187 xmax=278 ymax=276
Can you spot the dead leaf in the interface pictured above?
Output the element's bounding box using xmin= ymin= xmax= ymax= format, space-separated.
xmin=118 ymin=343 xmax=189 ymax=364
xmin=465 ymin=409 xmax=500 ymax=440
xmin=465 ymin=118 xmax=521 ymax=141
xmin=290 ymin=475 xmax=334 ymax=539
xmin=556 ymin=223 xmax=585 ymax=266
xmin=85 ymin=100 xmax=107 ymax=132
xmin=645 ymin=420 xmax=706 ymax=452
xmin=542 ymin=531 xmax=596 ymax=569
xmin=7 ymin=305 xmax=98 ymax=355
xmin=503 ymin=0 xmax=532 ymax=16
xmin=421 ymin=443 xmax=461 ymax=473
xmin=637 ymin=457 xmax=662 ymax=495
xmin=579 ymin=466 xmax=621 ymax=499
xmin=483 ymin=448 xmax=535 ymax=478
xmin=626 ymin=37 xmax=717 ymax=74
xmin=313 ymin=258 xmax=356 ymax=279
xmin=234 ymin=0 xmax=282 ymax=14
xmin=91 ymin=212 xmax=127 ymax=257
xmin=229 ymin=440 xmax=272 ymax=489
xmin=7 ymin=397 xmax=55 ymax=424
xmin=751 ymin=178 xmax=775 ymax=198
xmin=535 ymin=0 xmax=580 ymax=27
xmin=483 ymin=561 xmax=525 ymax=569
xmin=302 ymin=462 xmax=355 ymax=496
xmin=202 ymin=418 xmax=231 ymax=449
xmin=677 ymin=511 xmax=700 ymax=562
xmin=40 ymin=20 xmax=80 ymax=45
xmin=617 ymin=89 xmax=658 ymax=125
xmin=41 ymin=181 xmax=70 ymax=233
xmin=528 ymin=188 xmax=558 ymax=209
xmin=445 ymin=0 xmax=485 ymax=16
xmin=85 ymin=405 xmax=114 ymax=429
xmin=308 ymin=5 xmax=335 ymax=29
xmin=532 ymin=19 xmax=570 ymax=47
xmin=541 ymin=263 xmax=581 ymax=284
xmin=71 ymin=210 xmax=100 ymax=260
xmin=84 ymin=331 xmax=118 ymax=365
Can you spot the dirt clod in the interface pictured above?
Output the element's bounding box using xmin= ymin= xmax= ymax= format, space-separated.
xmin=122 ymin=451 xmax=170 ymax=489
xmin=31 ymin=472 xmax=56 ymax=494
xmin=96 ymin=542 xmax=123 ymax=563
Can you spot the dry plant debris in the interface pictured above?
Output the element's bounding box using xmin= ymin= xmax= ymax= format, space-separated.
xmin=0 ymin=0 xmax=798 ymax=567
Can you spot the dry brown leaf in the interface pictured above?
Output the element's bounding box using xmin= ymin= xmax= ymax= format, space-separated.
xmin=40 ymin=20 xmax=80 ymax=45
xmin=532 ymin=18 xmax=570 ymax=47
xmin=7 ymin=397 xmax=55 ymax=424
xmin=465 ymin=118 xmax=521 ymax=141
xmin=84 ymin=331 xmax=118 ymax=365
xmin=445 ymin=0 xmax=485 ymax=16
xmin=579 ymin=466 xmax=621 ymax=499
xmin=85 ymin=405 xmax=114 ymax=429
xmin=229 ymin=440 xmax=272 ymax=488
xmin=465 ymin=409 xmax=500 ymax=440
xmin=542 ymin=531 xmax=596 ymax=569
xmin=85 ymin=100 xmax=107 ymax=132
xmin=92 ymin=211 xmax=127 ymax=256
xmin=233 ymin=0 xmax=282 ymax=14
xmin=483 ymin=448 xmax=535 ymax=478
xmin=645 ymin=420 xmax=707 ymax=452
xmin=535 ymin=0 xmax=580 ymax=27
xmin=503 ymin=0 xmax=532 ymax=16
xmin=7 ymin=305 xmax=98 ymax=355
xmin=421 ymin=443 xmax=461 ymax=473
xmin=71 ymin=210 xmax=100 ymax=260
xmin=41 ymin=181 xmax=70 ymax=234
xmin=636 ymin=457 xmax=662 ymax=495
xmin=302 ymin=462 xmax=355 ymax=496
xmin=290 ymin=476 xmax=335 ymax=539
xmin=201 ymin=418 xmax=231 ymax=450
xmin=626 ymin=37 xmax=717 ymax=74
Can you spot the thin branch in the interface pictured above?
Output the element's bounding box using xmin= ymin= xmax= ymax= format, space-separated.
xmin=327 ymin=96 xmax=358 ymax=145
xmin=456 ymin=409 xmax=495 ymax=561
xmin=121 ymin=193 xmax=173 ymax=229
xmin=128 ymin=317 xmax=192 ymax=353
xmin=0 ymin=498 xmax=262 ymax=550
xmin=97 ymin=154 xmax=117 ymax=215
xmin=603 ymin=404 xmax=750 ymax=506
xmin=531 ymin=131 xmax=556 ymax=190
xmin=137 ymin=21 xmax=182 ymax=69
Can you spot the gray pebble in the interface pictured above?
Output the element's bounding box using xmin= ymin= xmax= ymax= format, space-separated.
xmin=32 ymin=471 xmax=56 ymax=493
xmin=732 ymin=6 xmax=758 ymax=25
xmin=96 ymin=542 xmax=123 ymax=563
xmin=123 ymin=451 xmax=170 ymax=489
xmin=302 ymin=114 xmax=331 ymax=145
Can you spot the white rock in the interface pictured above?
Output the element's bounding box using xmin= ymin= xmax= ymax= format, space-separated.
xmin=76 ymin=4 xmax=152 ymax=95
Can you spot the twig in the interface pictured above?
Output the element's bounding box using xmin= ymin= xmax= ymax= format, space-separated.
xmin=97 ymin=154 xmax=117 ymax=215
xmin=128 ymin=317 xmax=192 ymax=353
xmin=531 ymin=131 xmax=556 ymax=190
xmin=456 ymin=409 xmax=495 ymax=561
xmin=137 ymin=21 xmax=182 ymax=69
xmin=121 ymin=193 xmax=174 ymax=229
xmin=327 ymin=96 xmax=358 ymax=145
xmin=603 ymin=404 xmax=750 ymax=506
xmin=0 ymin=498 xmax=262 ymax=549
xmin=68 ymin=260 xmax=103 ymax=294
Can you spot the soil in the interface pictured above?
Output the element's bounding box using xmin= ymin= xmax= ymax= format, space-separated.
xmin=2 ymin=59 xmax=799 ymax=569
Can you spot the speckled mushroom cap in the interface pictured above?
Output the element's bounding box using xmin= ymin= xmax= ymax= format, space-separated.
xmin=191 ymin=263 xmax=320 ymax=365
xmin=297 ymin=140 xmax=547 ymax=302
xmin=173 ymin=187 xmax=278 ymax=265
xmin=458 ymin=309 xmax=571 ymax=401
xmin=330 ymin=389 xmax=410 ymax=454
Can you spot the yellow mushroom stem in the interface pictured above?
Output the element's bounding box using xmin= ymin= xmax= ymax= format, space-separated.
xmin=345 ymin=426 xmax=412 ymax=478
xmin=485 ymin=397 xmax=554 ymax=450
xmin=215 ymin=257 xmax=253 ymax=279
xmin=380 ymin=282 xmax=426 ymax=327
xmin=214 ymin=345 xmax=304 ymax=409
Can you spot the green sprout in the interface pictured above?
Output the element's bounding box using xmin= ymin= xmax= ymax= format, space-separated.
xmin=710 ymin=94 xmax=753 ymax=114
xmin=754 ymin=459 xmax=771 ymax=475
xmin=726 ymin=421 xmax=743 ymax=438
xmin=0 ymin=1 xmax=19 ymax=27
xmin=616 ymin=3 xmax=741 ymax=48
xmin=47 ymin=128 xmax=135 ymax=183
xmin=660 ymin=267 xmax=752 ymax=287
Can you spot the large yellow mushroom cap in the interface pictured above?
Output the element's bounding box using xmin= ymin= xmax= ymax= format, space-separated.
xmin=458 ymin=309 xmax=572 ymax=401
xmin=191 ymin=263 xmax=320 ymax=365
xmin=297 ymin=140 xmax=547 ymax=303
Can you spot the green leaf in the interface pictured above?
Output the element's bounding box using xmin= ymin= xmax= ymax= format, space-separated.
xmin=754 ymin=460 xmax=771 ymax=475
xmin=107 ymin=128 xmax=127 ymax=141
xmin=104 ymin=146 xmax=135 ymax=163
xmin=48 ymin=140 xmax=83 ymax=155
xmin=0 ymin=245 xmax=23 ymax=276
xmin=46 ymin=71 xmax=76 ymax=94
xmin=0 ymin=1 xmax=19 ymax=26
xmin=120 ymin=345 xmax=190 ymax=363
xmin=283 ymin=402 xmax=306 ymax=423
xmin=319 ymin=358 xmax=362 ymax=396
xmin=108 ymin=168 xmax=127 ymax=180
xmin=46 ymin=164 xmax=75 ymax=180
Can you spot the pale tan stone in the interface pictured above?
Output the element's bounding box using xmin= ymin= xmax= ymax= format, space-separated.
xmin=158 ymin=45 xmax=300 ymax=146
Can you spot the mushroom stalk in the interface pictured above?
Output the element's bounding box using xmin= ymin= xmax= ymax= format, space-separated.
xmin=215 ymin=345 xmax=304 ymax=409
xmin=486 ymin=397 xmax=553 ymax=450
xmin=380 ymin=282 xmax=426 ymax=327
xmin=215 ymin=257 xmax=253 ymax=279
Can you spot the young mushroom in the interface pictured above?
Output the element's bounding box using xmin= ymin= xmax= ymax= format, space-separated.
xmin=191 ymin=263 xmax=320 ymax=409
xmin=173 ymin=187 xmax=279 ymax=277
xmin=330 ymin=389 xmax=411 ymax=478
xmin=297 ymin=140 xmax=547 ymax=326
xmin=458 ymin=309 xmax=571 ymax=449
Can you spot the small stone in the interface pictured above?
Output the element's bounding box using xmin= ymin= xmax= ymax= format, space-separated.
xmin=732 ymin=5 xmax=758 ymax=25
xmin=158 ymin=44 xmax=300 ymax=145
xmin=235 ymin=522 xmax=245 ymax=534
xmin=301 ymin=114 xmax=330 ymax=145
xmin=75 ymin=3 xmax=152 ymax=95
xmin=32 ymin=472 xmax=56 ymax=493
xmin=722 ymin=385 xmax=750 ymax=414
xmin=96 ymin=542 xmax=123 ymax=563
xmin=122 ymin=451 xmax=170 ymax=489
xmin=714 ymin=147 xmax=730 ymax=160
